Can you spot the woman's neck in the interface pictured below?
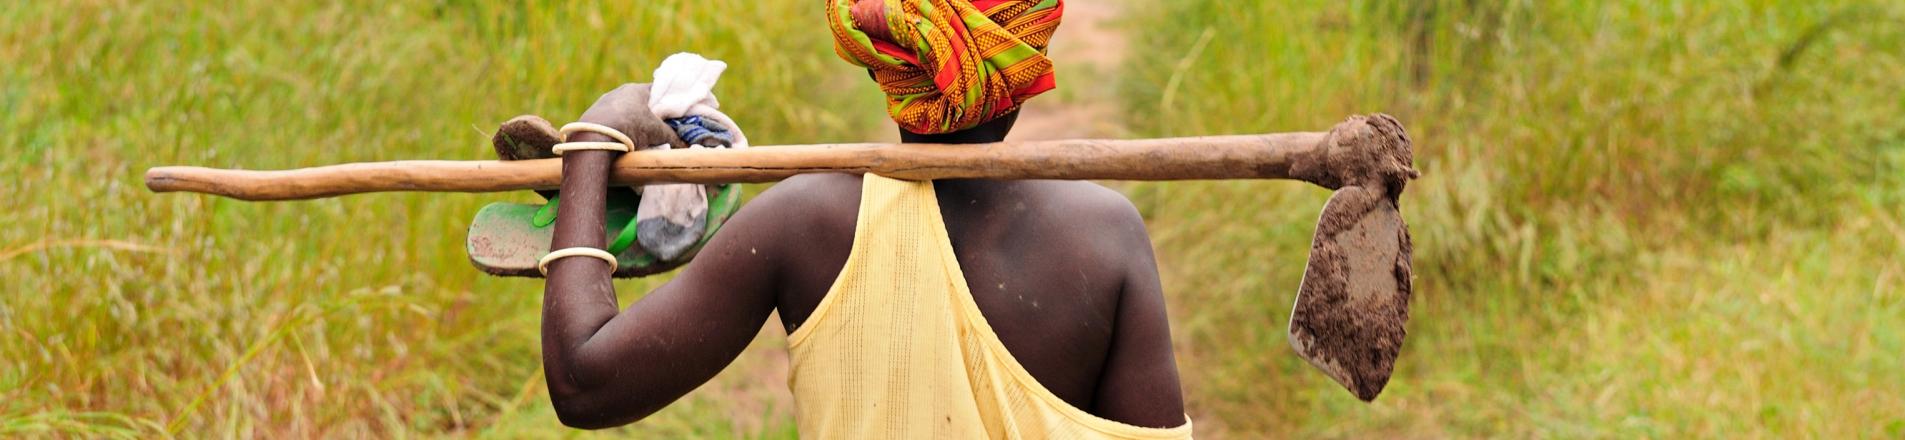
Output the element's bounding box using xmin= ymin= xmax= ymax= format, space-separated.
xmin=899 ymin=111 xmax=1020 ymax=144
xmin=900 ymin=111 xmax=1024 ymax=194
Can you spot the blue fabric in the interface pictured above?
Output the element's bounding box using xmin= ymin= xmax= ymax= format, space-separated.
xmin=665 ymin=116 xmax=735 ymax=147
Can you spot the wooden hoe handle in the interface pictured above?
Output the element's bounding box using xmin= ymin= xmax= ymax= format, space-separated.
xmin=146 ymin=134 xmax=1321 ymax=201
xmin=144 ymin=115 xmax=1412 ymax=201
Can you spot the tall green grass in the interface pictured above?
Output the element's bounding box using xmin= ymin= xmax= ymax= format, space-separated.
xmin=2 ymin=0 xmax=872 ymax=437
xmin=1119 ymin=0 xmax=1905 ymax=437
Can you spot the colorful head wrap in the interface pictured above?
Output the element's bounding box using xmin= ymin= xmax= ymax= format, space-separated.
xmin=828 ymin=0 xmax=1064 ymax=134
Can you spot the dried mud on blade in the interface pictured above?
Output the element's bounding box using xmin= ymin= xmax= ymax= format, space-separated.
xmin=1288 ymin=185 xmax=1413 ymax=401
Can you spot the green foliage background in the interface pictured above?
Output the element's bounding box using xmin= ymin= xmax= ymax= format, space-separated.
xmin=1120 ymin=1 xmax=1905 ymax=437
xmin=3 ymin=0 xmax=1901 ymax=437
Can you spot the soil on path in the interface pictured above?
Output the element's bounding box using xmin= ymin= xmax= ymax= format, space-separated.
xmin=1010 ymin=0 xmax=1129 ymax=141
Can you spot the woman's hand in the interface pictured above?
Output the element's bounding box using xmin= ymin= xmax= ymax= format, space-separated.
xmin=572 ymin=83 xmax=686 ymax=150
xmin=492 ymin=83 xmax=685 ymax=206
xmin=490 ymin=83 xmax=685 ymax=158
xmin=577 ymin=84 xmax=712 ymax=262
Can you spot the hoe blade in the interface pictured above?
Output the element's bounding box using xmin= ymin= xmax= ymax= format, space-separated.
xmin=1289 ymin=185 xmax=1413 ymax=401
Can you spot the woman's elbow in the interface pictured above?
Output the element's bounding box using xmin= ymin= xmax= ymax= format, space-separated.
xmin=549 ymin=391 xmax=661 ymax=429
xmin=551 ymin=395 xmax=613 ymax=429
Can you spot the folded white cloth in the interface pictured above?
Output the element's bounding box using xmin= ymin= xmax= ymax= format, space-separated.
xmin=636 ymin=52 xmax=748 ymax=261
xmin=648 ymin=53 xmax=749 ymax=149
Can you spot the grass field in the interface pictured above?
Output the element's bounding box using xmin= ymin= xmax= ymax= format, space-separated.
xmin=3 ymin=0 xmax=869 ymax=437
xmin=4 ymin=0 xmax=1902 ymax=438
xmin=1120 ymin=1 xmax=1905 ymax=437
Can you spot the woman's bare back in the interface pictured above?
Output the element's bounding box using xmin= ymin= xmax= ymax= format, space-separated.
xmin=763 ymin=173 xmax=1186 ymax=427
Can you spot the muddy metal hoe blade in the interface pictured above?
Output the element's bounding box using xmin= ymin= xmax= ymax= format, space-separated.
xmin=1283 ymin=114 xmax=1418 ymax=401
xmin=1290 ymin=186 xmax=1412 ymax=401
xmin=144 ymin=114 xmax=1419 ymax=401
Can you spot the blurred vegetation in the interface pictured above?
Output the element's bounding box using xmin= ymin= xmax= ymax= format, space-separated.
xmin=1119 ymin=0 xmax=1905 ymax=437
xmin=3 ymin=0 xmax=1901 ymax=438
xmin=2 ymin=0 xmax=870 ymax=437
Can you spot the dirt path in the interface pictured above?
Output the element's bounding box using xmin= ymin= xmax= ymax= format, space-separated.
xmin=1010 ymin=0 xmax=1129 ymax=141
xmin=704 ymin=2 xmax=1132 ymax=433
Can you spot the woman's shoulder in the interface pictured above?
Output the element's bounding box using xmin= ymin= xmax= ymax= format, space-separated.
xmin=1025 ymin=180 xmax=1148 ymax=237
xmin=744 ymin=174 xmax=864 ymax=221
xmin=723 ymin=174 xmax=865 ymax=252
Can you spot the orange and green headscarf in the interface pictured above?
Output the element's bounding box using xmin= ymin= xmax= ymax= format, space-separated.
xmin=828 ymin=0 xmax=1063 ymax=134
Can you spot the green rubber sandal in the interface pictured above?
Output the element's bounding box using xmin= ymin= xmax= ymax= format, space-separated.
xmin=465 ymin=184 xmax=743 ymax=278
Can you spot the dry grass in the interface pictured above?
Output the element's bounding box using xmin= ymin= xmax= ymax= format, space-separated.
xmin=1 ymin=0 xmax=870 ymax=437
xmin=1120 ymin=1 xmax=1905 ymax=437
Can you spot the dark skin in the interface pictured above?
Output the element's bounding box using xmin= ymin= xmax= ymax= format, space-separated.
xmin=541 ymin=87 xmax=1187 ymax=430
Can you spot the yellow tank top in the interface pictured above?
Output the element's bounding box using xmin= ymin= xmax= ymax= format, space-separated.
xmin=787 ymin=174 xmax=1194 ymax=439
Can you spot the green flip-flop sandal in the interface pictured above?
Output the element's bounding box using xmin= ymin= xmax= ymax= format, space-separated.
xmin=465 ymin=115 xmax=743 ymax=278
xmin=465 ymin=184 xmax=741 ymax=278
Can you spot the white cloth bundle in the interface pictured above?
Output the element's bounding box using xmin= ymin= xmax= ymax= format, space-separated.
xmin=636 ymin=53 xmax=745 ymax=261
xmin=648 ymin=53 xmax=749 ymax=149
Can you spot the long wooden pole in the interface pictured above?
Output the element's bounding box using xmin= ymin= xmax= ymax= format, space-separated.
xmin=145 ymin=133 xmax=1333 ymax=201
